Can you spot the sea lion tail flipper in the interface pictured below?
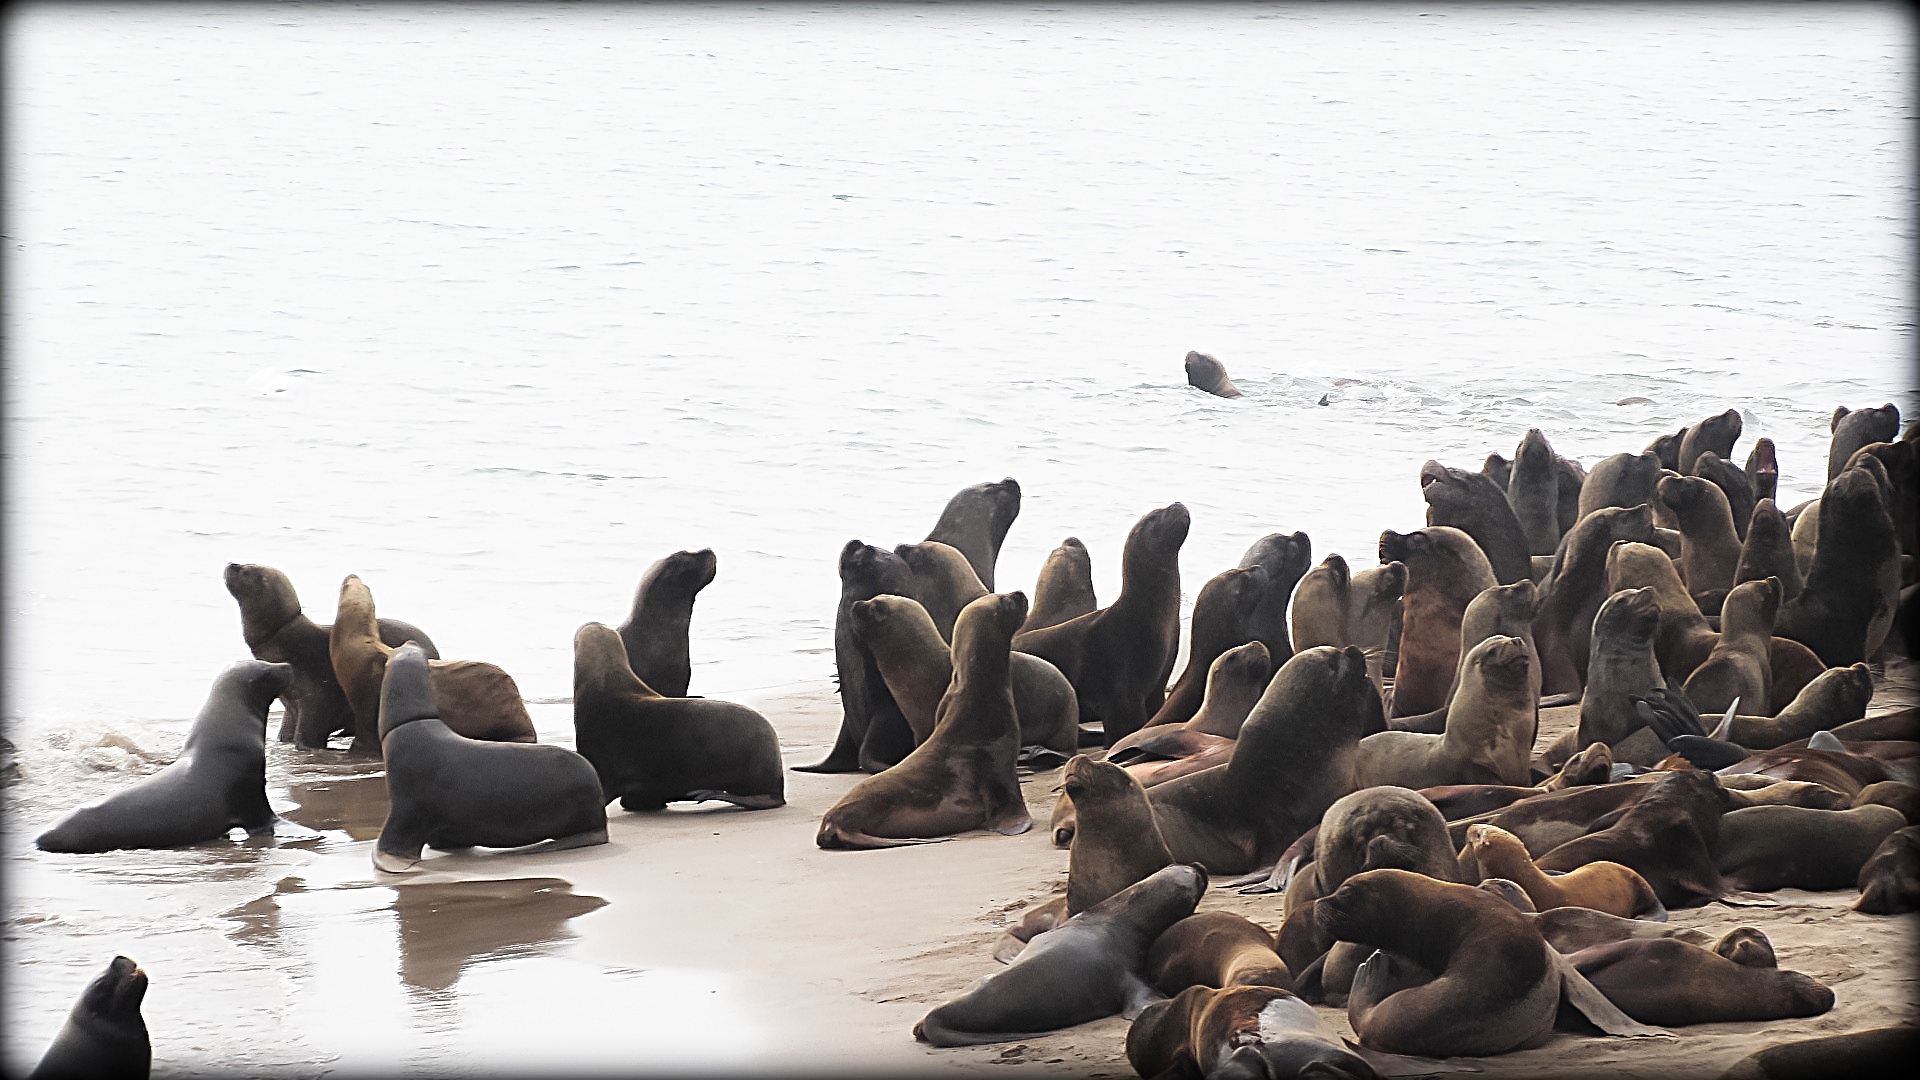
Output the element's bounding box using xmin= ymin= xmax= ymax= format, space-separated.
xmin=1709 ymin=700 xmax=1738 ymax=741
xmin=1549 ymin=946 xmax=1673 ymax=1039
xmin=1118 ymin=974 xmax=1164 ymax=1021
xmin=987 ymin=810 xmax=1035 ymax=836
xmin=1635 ymin=689 xmax=1709 ymax=745
xmin=685 ymin=790 xmax=785 ymax=811
xmin=1017 ymin=745 xmax=1070 ymax=771
xmin=990 ymin=931 xmax=1027 ymax=964
xmin=1807 ymin=730 xmax=1846 ymax=752
xmin=816 ymin=825 xmax=954 ymax=850
xmin=1238 ymin=855 xmax=1301 ymax=896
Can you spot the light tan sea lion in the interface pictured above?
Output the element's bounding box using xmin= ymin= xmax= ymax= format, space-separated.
xmin=1147 ymin=911 xmax=1293 ymax=994
xmin=1355 ymin=635 xmax=1536 ymax=788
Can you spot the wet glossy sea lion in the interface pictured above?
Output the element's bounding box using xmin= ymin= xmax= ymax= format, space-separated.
xmin=29 ymin=955 xmax=148 ymax=1080
xmin=818 ymin=592 xmax=1032 ymax=848
xmin=1126 ymin=985 xmax=1379 ymax=1080
xmin=1734 ymin=499 xmax=1803 ymax=601
xmin=1015 ymin=503 xmax=1188 ymax=747
xmin=1533 ymin=504 xmax=1658 ymax=693
xmin=1418 ymin=461 xmax=1531 ymax=586
xmin=1659 ymin=473 xmax=1742 ymax=604
xmin=1713 ymin=803 xmax=1905 ymax=892
xmin=1145 ymin=563 xmax=1267 ymax=729
xmin=1147 ymin=646 xmax=1380 ymax=875
xmin=914 ymin=864 xmax=1207 ymax=1046
xmin=1692 ymin=451 xmax=1756 ymax=541
xmin=1827 ymin=402 xmax=1901 ymax=480
xmin=223 ymin=561 xmax=437 ymax=747
xmin=1237 ymin=530 xmax=1313 ymax=669
xmin=924 ymin=477 xmax=1021 ymax=590
xmin=1682 ymin=577 xmax=1778 ymax=717
xmin=1853 ymin=825 xmax=1920 ymax=914
xmin=1147 ymin=911 xmax=1293 ymax=994
xmin=1776 ymin=466 xmax=1901 ymax=666
xmin=1355 ymin=636 xmax=1536 ymax=788
xmin=1381 ymin=526 xmax=1496 ymax=716
xmin=802 ymin=540 xmax=917 ymax=773
xmin=1185 ymin=350 xmax=1243 ymax=398
xmin=614 ymin=547 xmax=716 ymax=697
xmin=329 ymin=575 xmax=536 ymax=757
xmin=1508 ymin=429 xmax=1563 ymax=556
xmin=1566 ymin=937 xmax=1832 ymax=1026
xmin=1578 ymin=451 xmax=1662 ymax=522
xmin=1021 ymin=536 xmax=1096 ymax=633
xmin=571 ymin=623 xmax=784 ymax=811
xmin=1677 ymin=408 xmax=1743 ymax=475
xmin=37 ymin=661 xmax=293 ymax=853
xmin=1534 ymin=769 xmax=1735 ymax=907
xmin=896 ymin=539 xmax=987 ymax=643
xmin=1716 ymin=1026 xmax=1919 ymax=1080
xmin=373 ymin=643 xmax=607 ymax=873
xmin=1464 ymin=823 xmax=1662 ymax=919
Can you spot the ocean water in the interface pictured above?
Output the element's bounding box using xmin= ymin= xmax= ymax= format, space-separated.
xmin=3 ymin=2 xmax=1914 ymax=1073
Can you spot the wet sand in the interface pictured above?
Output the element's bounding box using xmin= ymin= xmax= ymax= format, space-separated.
xmin=5 ymin=667 xmax=1915 ymax=1078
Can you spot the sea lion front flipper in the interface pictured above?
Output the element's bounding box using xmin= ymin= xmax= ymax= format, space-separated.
xmin=684 ymin=790 xmax=785 ymax=811
xmin=1548 ymin=945 xmax=1672 ymax=1038
xmin=1118 ymin=974 xmax=1164 ymax=1021
xmin=987 ymin=812 xmax=1035 ymax=837
xmin=1709 ymin=699 xmax=1738 ymax=741
xmin=1238 ymin=854 xmax=1302 ymax=896
xmin=1807 ymin=729 xmax=1846 ymax=752
xmin=263 ymin=817 xmax=323 ymax=841
xmin=1018 ymin=745 xmax=1070 ymax=771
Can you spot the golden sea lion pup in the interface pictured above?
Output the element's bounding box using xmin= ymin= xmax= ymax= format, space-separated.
xmin=1464 ymin=824 xmax=1664 ymax=920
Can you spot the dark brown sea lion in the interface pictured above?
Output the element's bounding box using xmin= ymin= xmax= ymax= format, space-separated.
xmin=571 ymin=623 xmax=784 ymax=811
xmin=1508 ymin=429 xmax=1563 ymax=556
xmin=1658 ymin=473 xmax=1742 ymax=604
xmin=1266 ymin=784 xmax=1463 ymax=909
xmin=1713 ymin=803 xmax=1905 ymax=891
xmin=1237 ymin=530 xmax=1314 ymax=669
xmin=1147 ymin=646 xmax=1380 ymax=875
xmin=36 ymin=661 xmax=293 ymax=854
xmin=1418 ymin=461 xmax=1532 ymax=586
xmin=1715 ymin=1027 xmax=1920 ymax=1080
xmin=1850 ymin=439 xmax=1918 ymax=560
xmin=1534 ymin=769 xmax=1736 ymax=907
xmin=1527 ymin=906 xmax=1711 ymax=954
xmin=1721 ymin=662 xmax=1873 ymax=748
xmin=1126 ymin=985 xmax=1379 ymax=1080
xmin=1578 ymin=451 xmax=1662 ymax=521
xmin=1677 ymin=408 xmax=1743 ymax=475
xmin=1682 ymin=576 xmax=1778 ymax=717
xmin=1744 ymin=437 xmax=1779 ymax=504
xmin=1692 ymin=451 xmax=1756 ymax=541
xmin=1533 ymin=503 xmax=1658 ymax=693
xmin=924 ymin=477 xmax=1022 ymax=590
xmin=1021 ymin=536 xmax=1096 ymax=632
xmin=1646 ymin=427 xmax=1686 ymax=471
xmin=1463 ymin=823 xmax=1663 ymax=919
xmin=1853 ymin=825 xmax=1920 ymax=914
xmin=1553 ymin=454 xmax=1587 ymax=540
xmin=1568 ymin=587 xmax=1666 ymax=765
xmin=223 ymin=561 xmax=438 ymax=747
xmin=1854 ymin=780 xmax=1920 ymax=824
xmin=1292 ymin=555 xmax=1407 ymax=695
xmin=1482 ymin=451 xmax=1512 ymax=490
xmin=614 ymin=547 xmax=716 ymax=697
xmin=802 ymin=539 xmax=917 ymax=773
xmin=1566 ymin=937 xmax=1832 ymax=1026
xmin=29 ymin=955 xmax=148 ymax=1080
xmin=1827 ymin=402 xmax=1901 ymax=480
xmin=1144 ymin=564 xmax=1268 ymax=729
xmin=1147 ymin=911 xmax=1293 ymax=994
xmin=1356 ymin=636 xmax=1536 ymax=788
xmin=1015 ymin=503 xmax=1189 ymax=747
xmin=1382 ymin=526 xmax=1497 ymax=716
xmin=1446 ymin=777 xmax=1660 ymax=857
xmin=1776 ymin=466 xmax=1902 ymax=666
xmin=1734 ymin=499 xmax=1803 ymax=601
xmin=914 ymin=864 xmax=1206 ymax=1046
xmin=1185 ymin=350 xmax=1244 ymax=398
xmin=329 ymin=576 xmax=536 ymax=757
xmin=895 ymin=539 xmax=988 ymax=643
xmin=818 ymin=592 xmax=1033 ymax=849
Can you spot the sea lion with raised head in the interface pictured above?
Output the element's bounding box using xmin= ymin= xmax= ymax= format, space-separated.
xmin=1237 ymin=530 xmax=1313 ymax=669
xmin=1143 ymin=563 xmax=1268 ymax=729
xmin=1126 ymin=985 xmax=1380 ymax=1080
xmin=1658 ymin=473 xmax=1743 ymax=606
xmin=1578 ymin=451 xmax=1662 ymax=522
xmin=896 ymin=539 xmax=988 ymax=643
xmin=1646 ymin=427 xmax=1685 ymax=471
xmin=373 ymin=643 xmax=608 ymax=873
xmin=1464 ymin=823 xmax=1663 ymax=920
xmin=1692 ymin=451 xmax=1756 ymax=541
xmin=1850 ymin=439 xmax=1918 ymax=559
xmin=924 ymin=477 xmax=1021 ymax=590
xmin=1021 ymin=536 xmax=1096 ymax=633
xmin=1185 ymin=350 xmax=1243 ymax=398
xmin=1566 ymin=936 xmax=1833 ymax=1026
xmin=801 ymin=539 xmax=917 ymax=773
xmin=1418 ymin=461 xmax=1532 ymax=586
xmin=571 ymin=622 xmax=784 ymax=811
xmin=818 ymin=592 xmax=1032 ymax=849
xmin=1677 ymin=408 xmax=1743 ymax=475
xmin=1854 ymin=825 xmax=1920 ymax=914
xmin=1744 ymin=437 xmax=1779 ymax=504
xmin=29 ymin=955 xmax=149 ymax=1080
xmin=223 ymin=561 xmax=437 ymax=747
xmin=1554 ymin=454 xmax=1587 ymax=538
xmin=1828 ymin=403 xmax=1901 ymax=480
xmin=1533 ymin=503 xmax=1659 ymax=694
xmin=1293 ymin=556 xmax=1407 ymax=696
xmin=614 ymin=547 xmax=716 ymax=697
xmin=1776 ymin=466 xmax=1902 ymax=666
xmin=1734 ymin=499 xmax=1803 ymax=601
xmin=1508 ymin=429 xmax=1564 ymax=556
xmin=914 ymin=864 xmax=1207 ymax=1046
xmin=1713 ymin=803 xmax=1905 ymax=892
xmin=1355 ymin=636 xmax=1536 ymax=789
xmin=1387 ymin=579 xmax=1539 ymax=738
xmin=1015 ymin=503 xmax=1188 ymax=747
xmin=1682 ymin=576 xmax=1778 ymax=717
xmin=37 ymin=661 xmax=293 ymax=853
xmin=1380 ymin=526 xmax=1497 ymax=716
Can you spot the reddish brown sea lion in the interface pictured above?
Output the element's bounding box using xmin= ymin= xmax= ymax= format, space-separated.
xmin=1533 ymin=769 xmax=1736 ymax=908
xmin=1147 ymin=911 xmax=1293 ymax=994
xmin=1381 ymin=526 xmax=1497 ymax=716
xmin=1533 ymin=504 xmax=1658 ymax=693
xmin=1420 ymin=460 xmax=1533 ymax=585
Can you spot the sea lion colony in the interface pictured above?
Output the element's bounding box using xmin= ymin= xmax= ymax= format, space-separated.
xmin=24 ymin=369 xmax=1920 ymax=1077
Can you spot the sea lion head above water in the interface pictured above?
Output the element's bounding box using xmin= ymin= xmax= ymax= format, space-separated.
xmin=1185 ymin=350 xmax=1244 ymax=398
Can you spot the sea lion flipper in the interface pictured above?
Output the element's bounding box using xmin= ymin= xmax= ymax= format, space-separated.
xmin=1709 ymin=700 xmax=1738 ymax=741
xmin=1807 ymin=729 xmax=1846 ymax=752
xmin=1237 ymin=855 xmax=1300 ymax=896
xmin=1118 ymin=974 xmax=1163 ymax=1021
xmin=988 ymin=813 xmax=1035 ymax=837
xmin=1549 ymin=945 xmax=1673 ymax=1038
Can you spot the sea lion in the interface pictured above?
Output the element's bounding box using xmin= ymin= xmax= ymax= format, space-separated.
xmin=1658 ymin=473 xmax=1742 ymax=604
xmin=1827 ymin=402 xmax=1901 ymax=480
xmin=1566 ymin=937 xmax=1832 ymax=1026
xmin=1578 ymin=451 xmax=1662 ymax=522
xmin=913 ymin=864 xmax=1207 ymax=1046
xmin=1745 ymin=437 xmax=1779 ymax=504
xmin=1418 ymin=461 xmax=1532 ymax=586
xmin=1144 ymin=564 xmax=1268 ymax=729
xmin=1126 ymin=985 xmax=1379 ymax=1080
xmin=1185 ymin=350 xmax=1243 ymax=398
xmin=1533 ymin=504 xmax=1658 ymax=693
xmin=1508 ymin=429 xmax=1563 ymax=556
xmin=614 ymin=547 xmax=716 ymax=697
xmin=29 ymin=955 xmax=148 ymax=1080
xmin=1646 ymin=427 xmax=1686 ymax=471
xmin=571 ymin=623 xmax=784 ymax=811
xmin=818 ymin=592 xmax=1032 ymax=849
xmin=329 ymin=575 xmax=536 ymax=757
xmin=1464 ymin=824 xmax=1663 ymax=919
xmin=1692 ymin=451 xmax=1756 ymax=541
xmin=1014 ymin=503 xmax=1188 ymax=747
xmin=1381 ymin=526 xmax=1497 ymax=716
xmin=896 ymin=539 xmax=988 ymax=643
xmin=1147 ymin=646 xmax=1380 ymax=875
xmin=373 ymin=643 xmax=608 ymax=873
xmin=1562 ymin=587 xmax=1666 ymax=765
xmin=850 ymin=594 xmax=1078 ymax=759
xmin=1021 ymin=536 xmax=1096 ymax=632
xmin=1534 ymin=769 xmax=1736 ymax=907
xmin=36 ymin=660 xmax=293 ymax=853
xmin=1147 ymin=911 xmax=1294 ymax=995
xmin=801 ymin=539 xmax=917 ymax=773
xmin=1349 ymin=563 xmax=1406 ymax=693
xmin=1289 ymin=555 xmax=1350 ymax=656
xmin=1482 ymin=452 xmax=1512 ymax=490
xmin=1707 ymin=662 xmax=1874 ymax=749
xmin=1677 ymin=408 xmax=1743 ymax=475
xmin=1446 ymin=777 xmax=1661 ymax=858
xmin=1387 ymin=579 xmax=1539 ymax=738
xmin=1855 ymin=780 xmax=1920 ymax=824
xmin=1355 ymin=636 xmax=1536 ymax=789
xmin=924 ymin=476 xmax=1021 ymax=590
xmin=1853 ymin=825 xmax=1920 ymax=914
xmin=1554 ymin=454 xmax=1587 ymax=539
xmin=1716 ymin=1027 xmax=1920 ymax=1080
xmin=1776 ymin=466 xmax=1902 ymax=666
xmin=1712 ymin=803 xmax=1905 ymax=892
xmin=223 ymin=561 xmax=438 ymax=747
xmin=1682 ymin=577 xmax=1778 ymax=717
xmin=1527 ymin=907 xmax=1712 ymax=955
xmin=1266 ymin=785 xmax=1463 ymax=910
xmin=1850 ymin=439 xmax=1918 ymax=560
xmin=1734 ymin=499 xmax=1803 ymax=601
xmin=1237 ymin=530 xmax=1313 ymax=669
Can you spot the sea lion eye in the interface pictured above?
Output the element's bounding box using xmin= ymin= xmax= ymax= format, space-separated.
xmin=1063 ymin=781 xmax=1083 ymax=797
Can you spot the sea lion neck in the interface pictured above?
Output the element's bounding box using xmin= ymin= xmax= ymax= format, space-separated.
xmin=574 ymin=623 xmax=657 ymax=701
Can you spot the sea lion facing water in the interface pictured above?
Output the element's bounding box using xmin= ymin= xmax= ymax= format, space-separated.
xmin=1237 ymin=530 xmax=1313 ymax=669
xmin=1508 ymin=429 xmax=1564 ymax=557
xmin=1290 ymin=555 xmax=1406 ymax=696
xmin=1578 ymin=451 xmax=1662 ymax=522
xmin=1682 ymin=576 xmax=1778 ymax=717
xmin=895 ymin=539 xmax=988 ymax=643
xmin=924 ymin=477 xmax=1022 ymax=591
xmin=1021 ymin=536 xmax=1097 ymax=633
xmin=1828 ymin=403 xmax=1901 ymax=480
xmin=223 ymin=562 xmax=438 ymax=747
xmin=1381 ymin=526 xmax=1497 ymax=717
xmin=1658 ymin=473 xmax=1743 ymax=606
xmin=1418 ymin=461 xmax=1532 ymax=586
xmin=29 ymin=955 xmax=149 ymax=1080
xmin=1734 ymin=499 xmax=1803 ymax=601
xmin=1691 ymin=451 xmax=1757 ymax=542
xmin=1677 ymin=408 xmax=1743 ymax=475
xmin=1185 ymin=350 xmax=1244 ymax=398
xmin=614 ymin=547 xmax=716 ymax=698
xmin=37 ymin=661 xmax=293 ymax=853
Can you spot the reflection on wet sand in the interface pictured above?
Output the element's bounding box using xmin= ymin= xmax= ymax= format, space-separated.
xmin=393 ymin=877 xmax=608 ymax=992
xmin=278 ymin=774 xmax=389 ymax=840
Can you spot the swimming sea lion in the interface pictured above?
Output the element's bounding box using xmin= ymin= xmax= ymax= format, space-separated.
xmin=571 ymin=622 xmax=784 ymax=811
xmin=818 ymin=592 xmax=1032 ymax=848
xmin=1237 ymin=530 xmax=1313 ymax=669
xmin=614 ymin=547 xmax=716 ymax=697
xmin=1713 ymin=803 xmax=1905 ymax=892
xmin=1677 ymin=408 xmax=1743 ymax=475
xmin=1508 ymin=429 xmax=1563 ymax=556
xmin=1566 ymin=937 xmax=1832 ymax=1026
xmin=1853 ymin=825 xmax=1920 ymax=914
xmin=1464 ymin=823 xmax=1663 ymax=920
xmin=1418 ymin=461 xmax=1531 ymax=586
xmin=329 ymin=575 xmax=536 ymax=757
xmin=801 ymin=539 xmax=917 ymax=773
xmin=373 ymin=643 xmax=608 ymax=873
xmin=1578 ymin=451 xmax=1662 ymax=522
xmin=924 ymin=477 xmax=1022 ymax=590
xmin=1658 ymin=473 xmax=1742 ymax=604
xmin=1827 ymin=403 xmax=1900 ymax=480
xmin=1776 ymin=466 xmax=1901 ymax=666
xmin=1692 ymin=451 xmax=1756 ymax=541
xmin=1355 ymin=636 xmax=1536 ymax=788
xmin=914 ymin=864 xmax=1206 ymax=1046
xmin=29 ymin=955 xmax=148 ymax=1080
xmin=1144 ymin=563 xmax=1267 ymax=729
xmin=1126 ymin=985 xmax=1379 ymax=1080
xmin=1185 ymin=350 xmax=1243 ymax=398
xmin=1147 ymin=911 xmax=1294 ymax=995
xmin=37 ymin=661 xmax=293 ymax=853
xmin=1682 ymin=576 xmax=1778 ymax=717
xmin=1534 ymin=769 xmax=1736 ymax=907
xmin=1381 ymin=526 xmax=1496 ymax=716
xmin=1734 ymin=499 xmax=1803 ymax=601
xmin=1533 ymin=503 xmax=1658 ymax=693
xmin=1021 ymin=536 xmax=1096 ymax=633
xmin=223 ymin=561 xmax=438 ymax=747
xmin=1015 ymin=503 xmax=1188 ymax=747
xmin=896 ymin=539 xmax=988 ymax=643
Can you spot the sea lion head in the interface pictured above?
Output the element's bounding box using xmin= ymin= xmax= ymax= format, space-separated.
xmin=574 ymin=621 xmax=646 ymax=694
xmin=838 ymin=539 xmax=914 ymax=600
xmin=1514 ymin=428 xmax=1555 ymax=473
xmin=1209 ymin=564 xmax=1271 ymax=623
xmin=1647 ymin=427 xmax=1686 ymax=470
xmin=1108 ymin=862 xmax=1209 ymax=925
xmin=977 ymin=477 xmax=1023 ymax=537
xmin=1696 ymin=407 xmax=1744 ymax=447
xmin=847 ymin=594 xmax=929 ymax=644
xmin=1133 ymin=502 xmax=1192 ymax=556
xmin=222 ymin=658 xmax=295 ymax=713
xmin=1722 ymin=576 xmax=1781 ymax=630
xmin=1315 ymin=868 xmax=1431 ymax=938
xmin=1320 ymin=786 xmax=1457 ymax=888
xmin=1476 ymin=877 xmax=1538 ymax=912
xmin=953 ymin=590 xmax=1029 ymax=647
xmin=1243 ymin=530 xmax=1313 ymax=584
xmin=1467 ymin=635 xmax=1532 ymax=691
xmin=1210 ymin=640 xmax=1273 ymax=691
xmin=1605 ymin=541 xmax=1685 ymax=599
xmin=1828 ymin=463 xmax=1892 ymax=518
xmin=377 ymin=641 xmax=439 ymax=740
xmin=223 ymin=562 xmax=303 ymax=642
xmin=642 ymin=548 xmax=718 ymax=598
xmin=77 ymin=955 xmax=149 ymax=1029
xmin=1543 ymin=742 xmax=1616 ymax=791
xmin=1656 ymin=473 xmax=1722 ymax=516
xmin=1062 ymin=753 xmax=1139 ymax=809
xmin=893 ymin=539 xmax=977 ymax=584
xmin=1594 ymin=587 xmax=1662 ymax=646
